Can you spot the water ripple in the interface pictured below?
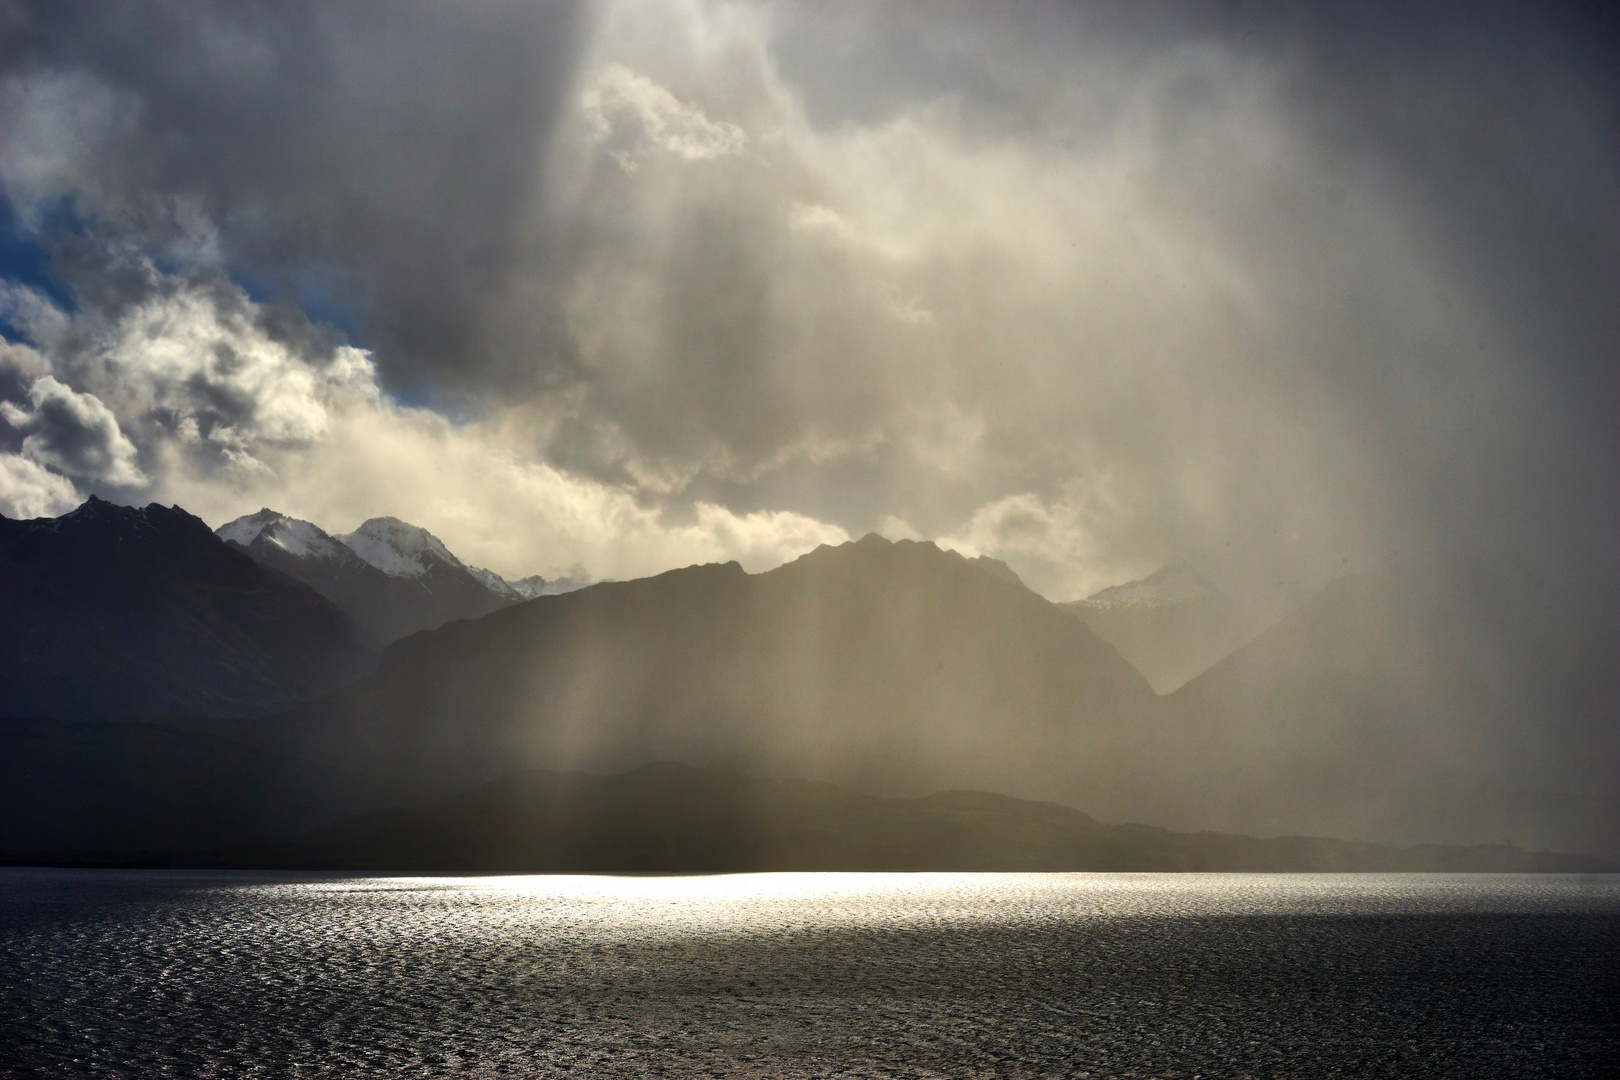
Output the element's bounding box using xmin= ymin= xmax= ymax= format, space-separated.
xmin=3 ymin=870 xmax=1617 ymax=1077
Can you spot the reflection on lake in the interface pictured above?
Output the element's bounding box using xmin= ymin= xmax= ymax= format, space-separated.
xmin=3 ymin=870 xmax=1617 ymax=1077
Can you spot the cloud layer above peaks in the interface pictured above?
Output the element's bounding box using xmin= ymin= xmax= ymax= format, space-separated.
xmin=0 ymin=0 xmax=1615 ymax=598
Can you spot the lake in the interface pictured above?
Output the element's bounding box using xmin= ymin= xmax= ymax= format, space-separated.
xmin=3 ymin=870 xmax=1617 ymax=1077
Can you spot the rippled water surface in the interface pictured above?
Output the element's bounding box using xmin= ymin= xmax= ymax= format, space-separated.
xmin=3 ymin=871 xmax=1617 ymax=1078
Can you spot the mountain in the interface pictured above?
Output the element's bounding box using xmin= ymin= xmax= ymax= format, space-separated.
xmin=465 ymin=570 xmax=591 ymax=601
xmin=0 ymin=497 xmax=376 ymax=719
xmin=965 ymin=554 xmax=1028 ymax=589
xmin=1135 ymin=568 xmax=1620 ymax=856
xmin=256 ymin=533 xmax=1160 ymax=830
xmin=219 ymin=509 xmax=444 ymax=647
xmin=218 ymin=510 xmax=561 ymax=645
xmin=467 ymin=565 xmax=523 ymax=602
xmin=1073 ymin=562 xmax=1222 ymax=610
xmin=508 ymin=573 xmax=590 ymax=598
xmin=1060 ymin=563 xmax=1273 ymax=692
xmin=0 ymin=716 xmax=272 ymax=853
xmin=6 ymin=511 xmax=1611 ymax=861
xmin=255 ymin=538 xmax=1618 ymax=855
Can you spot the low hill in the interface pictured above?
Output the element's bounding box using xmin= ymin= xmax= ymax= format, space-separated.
xmin=209 ymin=763 xmax=1619 ymax=873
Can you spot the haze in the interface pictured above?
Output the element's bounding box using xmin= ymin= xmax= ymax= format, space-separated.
xmin=1 ymin=1 xmax=1617 ymax=855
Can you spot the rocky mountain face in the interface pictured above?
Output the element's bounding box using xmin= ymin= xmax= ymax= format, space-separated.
xmin=0 ymin=497 xmax=376 ymax=720
xmin=1059 ymin=563 xmax=1274 ymax=692
xmin=218 ymin=510 xmax=586 ymax=645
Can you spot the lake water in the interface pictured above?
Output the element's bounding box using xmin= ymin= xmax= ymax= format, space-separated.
xmin=3 ymin=870 xmax=1617 ymax=1078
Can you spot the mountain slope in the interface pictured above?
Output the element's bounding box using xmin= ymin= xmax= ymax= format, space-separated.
xmin=0 ymin=497 xmax=376 ymax=719
xmin=270 ymin=534 xmax=1160 ymax=826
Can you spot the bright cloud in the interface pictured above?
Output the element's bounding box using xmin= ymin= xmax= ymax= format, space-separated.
xmin=0 ymin=451 xmax=80 ymax=520
xmin=581 ymin=62 xmax=747 ymax=171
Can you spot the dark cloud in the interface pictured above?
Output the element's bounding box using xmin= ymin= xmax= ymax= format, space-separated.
xmin=0 ymin=372 xmax=143 ymax=485
xmin=2 ymin=0 xmax=589 ymax=406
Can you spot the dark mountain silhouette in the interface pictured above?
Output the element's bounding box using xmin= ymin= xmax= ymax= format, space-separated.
xmin=265 ymin=534 xmax=1161 ymax=830
xmin=260 ymin=763 xmax=1615 ymax=873
xmin=6 ymin=759 xmax=1608 ymax=873
xmin=0 ymin=497 xmax=376 ymax=719
xmin=217 ymin=509 xmax=523 ymax=645
xmin=256 ymin=762 xmax=1615 ymax=872
xmin=0 ymin=716 xmax=271 ymax=853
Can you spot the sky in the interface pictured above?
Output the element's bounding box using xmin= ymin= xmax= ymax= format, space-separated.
xmin=0 ymin=0 xmax=1616 ymax=603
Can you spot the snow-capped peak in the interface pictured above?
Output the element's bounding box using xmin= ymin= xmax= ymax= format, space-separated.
xmin=1074 ymin=563 xmax=1222 ymax=610
xmin=217 ymin=508 xmax=282 ymax=547
xmin=217 ymin=509 xmax=351 ymax=561
xmin=338 ymin=517 xmax=463 ymax=578
xmin=520 ymin=574 xmax=591 ymax=597
xmin=265 ymin=518 xmax=348 ymax=560
xmin=509 ymin=574 xmax=552 ymax=599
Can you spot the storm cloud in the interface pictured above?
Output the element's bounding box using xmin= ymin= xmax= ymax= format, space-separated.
xmin=0 ymin=0 xmax=1615 ymax=604
xmin=0 ymin=372 xmax=144 ymax=484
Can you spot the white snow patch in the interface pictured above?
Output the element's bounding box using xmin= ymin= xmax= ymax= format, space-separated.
xmin=468 ymin=565 xmax=523 ymax=601
xmin=217 ymin=508 xmax=283 ymax=547
xmin=339 ymin=516 xmax=463 ymax=578
xmin=265 ymin=517 xmax=348 ymax=561
xmin=217 ymin=508 xmax=349 ymax=561
xmin=1074 ymin=563 xmax=1222 ymax=610
xmin=512 ymin=574 xmax=591 ymax=598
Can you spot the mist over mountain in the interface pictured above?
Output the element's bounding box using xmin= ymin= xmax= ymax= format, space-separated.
xmin=265 ymin=533 xmax=1157 ymax=831
xmin=1 ymin=1 xmax=1614 ymax=878
xmin=0 ymin=503 xmax=1613 ymax=863
xmin=0 ymin=497 xmax=375 ymax=719
xmin=253 ymin=534 xmax=1614 ymax=855
xmin=1139 ymin=566 xmax=1620 ymax=857
xmin=1059 ymin=564 xmax=1277 ymax=693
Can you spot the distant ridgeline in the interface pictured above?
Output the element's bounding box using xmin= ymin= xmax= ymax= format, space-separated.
xmin=216 ymin=508 xmax=588 ymax=647
xmin=1 ymin=498 xmax=1616 ymax=866
xmin=5 ymin=763 xmax=1611 ymax=874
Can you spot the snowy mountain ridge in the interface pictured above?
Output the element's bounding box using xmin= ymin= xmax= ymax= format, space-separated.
xmin=219 ymin=509 xmax=353 ymax=562
xmin=338 ymin=517 xmax=463 ymax=579
xmin=468 ymin=565 xmax=523 ymax=601
xmin=1072 ymin=562 xmax=1223 ymax=611
xmin=215 ymin=509 xmax=589 ymax=646
xmin=511 ymin=574 xmax=589 ymax=598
